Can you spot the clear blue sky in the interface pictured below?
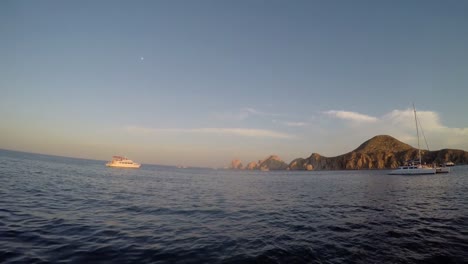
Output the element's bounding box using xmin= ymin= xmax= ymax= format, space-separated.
xmin=1 ymin=0 xmax=467 ymax=167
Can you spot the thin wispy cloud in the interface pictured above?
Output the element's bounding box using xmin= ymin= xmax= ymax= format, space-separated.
xmin=323 ymin=110 xmax=379 ymax=123
xmin=284 ymin=121 xmax=307 ymax=127
xmin=125 ymin=126 xmax=293 ymax=139
xmin=272 ymin=120 xmax=307 ymax=127
xmin=242 ymin=107 xmax=283 ymax=117
xmin=215 ymin=107 xmax=283 ymax=121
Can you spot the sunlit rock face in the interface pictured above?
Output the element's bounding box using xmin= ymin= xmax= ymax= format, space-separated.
xmin=288 ymin=158 xmax=306 ymax=170
xmin=243 ymin=155 xmax=288 ymax=171
xmin=230 ymin=159 xmax=243 ymax=170
xmin=257 ymin=155 xmax=289 ymax=170
xmin=245 ymin=161 xmax=258 ymax=170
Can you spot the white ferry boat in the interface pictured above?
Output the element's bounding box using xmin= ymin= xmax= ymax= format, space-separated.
xmin=106 ymin=156 xmax=141 ymax=168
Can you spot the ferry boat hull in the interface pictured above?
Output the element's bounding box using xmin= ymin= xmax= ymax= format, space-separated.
xmin=106 ymin=163 xmax=141 ymax=168
xmin=106 ymin=156 xmax=141 ymax=169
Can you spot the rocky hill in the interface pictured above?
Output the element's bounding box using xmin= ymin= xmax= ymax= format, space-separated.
xmin=257 ymin=155 xmax=289 ymax=170
xmin=289 ymin=135 xmax=468 ymax=170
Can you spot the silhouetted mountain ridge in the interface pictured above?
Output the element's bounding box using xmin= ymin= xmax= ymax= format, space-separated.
xmin=289 ymin=135 xmax=468 ymax=170
xmin=230 ymin=135 xmax=468 ymax=171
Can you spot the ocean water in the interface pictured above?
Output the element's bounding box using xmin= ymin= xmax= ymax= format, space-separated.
xmin=1 ymin=149 xmax=467 ymax=264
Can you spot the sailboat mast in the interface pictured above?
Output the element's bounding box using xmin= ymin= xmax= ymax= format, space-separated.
xmin=413 ymin=103 xmax=421 ymax=165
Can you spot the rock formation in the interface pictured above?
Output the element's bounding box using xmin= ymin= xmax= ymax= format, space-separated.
xmin=242 ymin=155 xmax=289 ymax=171
xmin=230 ymin=159 xmax=243 ymax=170
xmin=289 ymin=158 xmax=306 ymax=170
xmin=245 ymin=161 xmax=258 ymax=170
xmin=257 ymin=155 xmax=289 ymax=170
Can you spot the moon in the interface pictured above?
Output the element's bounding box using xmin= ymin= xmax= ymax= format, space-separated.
xmin=140 ymin=57 xmax=144 ymax=61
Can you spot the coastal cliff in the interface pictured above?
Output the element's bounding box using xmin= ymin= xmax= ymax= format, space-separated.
xmin=289 ymin=135 xmax=468 ymax=170
xmin=230 ymin=135 xmax=468 ymax=171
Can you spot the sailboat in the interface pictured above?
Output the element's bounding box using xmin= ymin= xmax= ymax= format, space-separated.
xmin=389 ymin=104 xmax=436 ymax=175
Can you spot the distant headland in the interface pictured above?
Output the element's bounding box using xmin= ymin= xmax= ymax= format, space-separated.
xmin=229 ymin=135 xmax=468 ymax=171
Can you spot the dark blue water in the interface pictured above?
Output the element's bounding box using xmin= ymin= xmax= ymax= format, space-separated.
xmin=1 ymin=149 xmax=467 ymax=263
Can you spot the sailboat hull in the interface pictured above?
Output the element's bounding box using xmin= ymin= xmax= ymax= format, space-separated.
xmin=389 ymin=167 xmax=436 ymax=175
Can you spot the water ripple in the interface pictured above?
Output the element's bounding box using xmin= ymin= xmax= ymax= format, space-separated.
xmin=1 ymin=150 xmax=468 ymax=263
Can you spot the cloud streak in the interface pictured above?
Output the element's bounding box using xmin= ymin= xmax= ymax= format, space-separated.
xmin=284 ymin=121 xmax=307 ymax=127
xmin=125 ymin=126 xmax=293 ymax=139
xmin=324 ymin=110 xmax=378 ymax=123
xmin=272 ymin=120 xmax=308 ymax=127
xmin=215 ymin=107 xmax=283 ymax=121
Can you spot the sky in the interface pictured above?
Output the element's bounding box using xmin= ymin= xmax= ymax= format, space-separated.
xmin=1 ymin=0 xmax=467 ymax=167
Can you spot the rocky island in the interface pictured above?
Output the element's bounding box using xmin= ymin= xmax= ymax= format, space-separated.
xmin=230 ymin=135 xmax=468 ymax=171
